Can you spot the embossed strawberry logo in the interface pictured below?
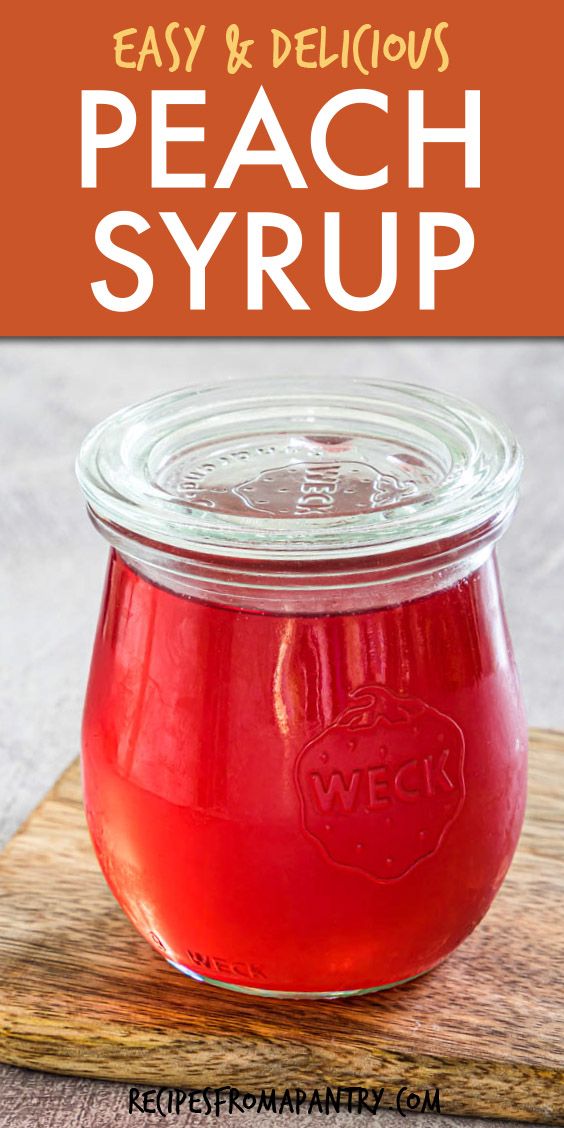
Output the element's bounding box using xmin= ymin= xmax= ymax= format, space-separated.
xmin=232 ymin=461 xmax=415 ymax=518
xmin=295 ymin=686 xmax=465 ymax=882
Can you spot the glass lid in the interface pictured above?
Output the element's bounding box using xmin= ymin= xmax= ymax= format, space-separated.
xmin=76 ymin=376 xmax=522 ymax=563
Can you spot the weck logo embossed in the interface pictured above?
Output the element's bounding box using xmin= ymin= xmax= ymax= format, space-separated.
xmin=295 ymin=685 xmax=465 ymax=882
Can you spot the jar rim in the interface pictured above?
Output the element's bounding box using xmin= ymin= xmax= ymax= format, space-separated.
xmin=76 ymin=376 xmax=522 ymax=564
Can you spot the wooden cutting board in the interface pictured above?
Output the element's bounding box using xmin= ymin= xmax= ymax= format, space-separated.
xmin=0 ymin=730 xmax=563 ymax=1123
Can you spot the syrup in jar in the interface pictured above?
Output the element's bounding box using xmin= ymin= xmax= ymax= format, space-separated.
xmin=78 ymin=378 xmax=526 ymax=996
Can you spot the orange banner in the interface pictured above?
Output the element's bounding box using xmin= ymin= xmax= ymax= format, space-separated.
xmin=2 ymin=3 xmax=563 ymax=335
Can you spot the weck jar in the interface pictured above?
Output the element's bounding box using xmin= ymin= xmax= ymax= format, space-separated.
xmin=76 ymin=376 xmax=527 ymax=997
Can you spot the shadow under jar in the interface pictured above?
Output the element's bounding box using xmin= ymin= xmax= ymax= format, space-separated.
xmin=76 ymin=377 xmax=527 ymax=998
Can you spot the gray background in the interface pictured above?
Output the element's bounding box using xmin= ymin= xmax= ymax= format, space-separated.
xmin=0 ymin=338 xmax=562 ymax=1126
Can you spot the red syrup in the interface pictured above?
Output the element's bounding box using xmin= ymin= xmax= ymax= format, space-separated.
xmin=82 ymin=548 xmax=527 ymax=995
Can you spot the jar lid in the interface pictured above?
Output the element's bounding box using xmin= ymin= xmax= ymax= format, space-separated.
xmin=76 ymin=377 xmax=522 ymax=563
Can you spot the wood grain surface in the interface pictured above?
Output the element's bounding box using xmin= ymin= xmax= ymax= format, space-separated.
xmin=0 ymin=730 xmax=562 ymax=1124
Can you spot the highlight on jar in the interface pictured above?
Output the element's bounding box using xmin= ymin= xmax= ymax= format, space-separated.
xmin=76 ymin=376 xmax=527 ymax=999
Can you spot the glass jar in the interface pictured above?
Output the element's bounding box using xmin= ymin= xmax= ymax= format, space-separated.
xmin=76 ymin=376 xmax=527 ymax=998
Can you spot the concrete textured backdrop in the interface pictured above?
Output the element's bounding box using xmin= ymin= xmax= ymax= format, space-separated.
xmin=0 ymin=338 xmax=562 ymax=1126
